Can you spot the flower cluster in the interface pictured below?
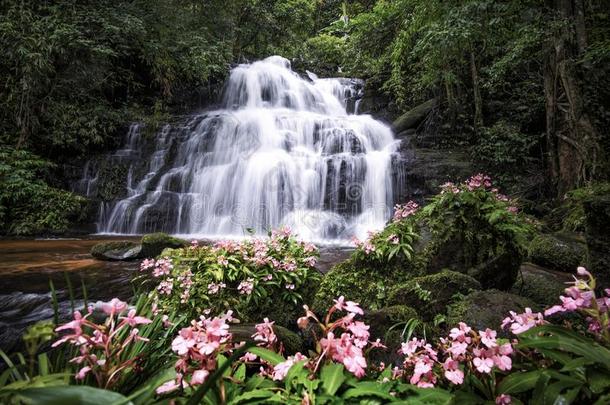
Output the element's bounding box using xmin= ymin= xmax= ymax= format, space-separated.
xmin=395 ymin=338 xmax=438 ymax=387
xmin=466 ymin=173 xmax=492 ymax=190
xmin=439 ymin=323 xmax=514 ymax=382
xmin=141 ymin=226 xmax=320 ymax=321
xmin=351 ymin=231 xmax=378 ymax=254
xmin=501 ymin=307 xmax=546 ymax=334
xmin=392 ymin=201 xmax=419 ymax=222
xmin=392 ymin=322 xmax=516 ymax=389
xmin=274 ymin=296 xmax=381 ymax=379
xmin=501 ymin=267 xmax=609 ymax=343
xmin=53 ymin=298 xmax=152 ymax=389
xmin=544 ymin=267 xmax=610 ymax=341
xmin=157 ymin=311 xmax=236 ymax=394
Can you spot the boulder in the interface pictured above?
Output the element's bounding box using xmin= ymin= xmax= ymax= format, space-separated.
xmin=392 ymin=99 xmax=437 ymax=133
xmin=140 ymin=232 xmax=188 ymax=258
xmin=529 ymin=233 xmax=586 ymax=273
xmin=387 ymin=271 xmax=481 ymax=320
xmin=583 ymin=194 xmax=610 ymax=286
xmin=363 ymin=305 xmax=420 ymax=365
xmin=230 ymin=324 xmax=303 ymax=355
xmin=447 ymin=290 xmax=538 ymax=335
xmin=90 ymin=241 xmax=142 ymax=261
xmin=510 ymin=263 xmax=569 ymax=306
xmin=312 ymin=256 xmax=412 ymax=314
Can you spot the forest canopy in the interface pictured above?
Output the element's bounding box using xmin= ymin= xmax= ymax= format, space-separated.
xmin=0 ymin=0 xmax=608 ymax=234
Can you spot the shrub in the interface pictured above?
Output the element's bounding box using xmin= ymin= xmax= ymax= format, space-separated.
xmin=139 ymin=228 xmax=321 ymax=326
xmin=0 ymin=147 xmax=86 ymax=235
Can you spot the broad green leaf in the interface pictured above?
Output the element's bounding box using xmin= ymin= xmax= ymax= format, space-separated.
xmin=229 ymin=389 xmax=276 ymax=404
xmin=498 ymin=370 xmax=546 ymax=394
xmin=248 ymin=347 xmax=286 ymax=366
xmin=11 ymin=386 xmax=132 ymax=405
xmin=320 ymin=363 xmax=345 ymax=395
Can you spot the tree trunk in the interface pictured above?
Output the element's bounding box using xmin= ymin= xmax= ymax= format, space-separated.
xmin=543 ymin=0 xmax=599 ymax=196
xmin=470 ymin=49 xmax=483 ymax=132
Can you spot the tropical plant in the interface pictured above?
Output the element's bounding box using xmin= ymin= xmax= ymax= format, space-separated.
xmin=138 ymin=228 xmax=321 ymax=325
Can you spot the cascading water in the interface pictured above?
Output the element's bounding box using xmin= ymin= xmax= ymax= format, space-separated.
xmin=80 ymin=56 xmax=403 ymax=242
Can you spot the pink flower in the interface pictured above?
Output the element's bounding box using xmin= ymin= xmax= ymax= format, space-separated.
xmin=140 ymin=258 xmax=156 ymax=271
xmin=272 ymin=353 xmax=307 ymax=381
xmin=393 ymin=201 xmax=419 ymax=222
xmin=76 ymin=366 xmax=91 ymax=380
xmin=479 ymin=329 xmax=497 ymax=348
xmin=496 ymin=394 xmax=512 ymax=404
xmin=576 ymin=266 xmax=591 ymax=278
xmin=120 ymin=309 xmax=152 ymax=327
xmin=101 ymin=298 xmax=128 ymax=316
xmin=473 ymin=356 xmax=494 ymax=373
xmin=443 ymin=358 xmax=464 ymax=385
xmin=253 ymin=318 xmax=277 ymax=348
xmin=191 ymin=369 xmax=210 ymax=385
xmin=238 ymin=279 xmax=254 ymax=295
xmin=502 ymin=308 xmax=546 ymax=334
xmin=217 ymin=255 xmax=229 ymax=266
xmin=156 ymin=379 xmax=183 ymax=394
xmin=333 ymin=296 xmax=364 ymax=315
xmin=172 ymin=328 xmax=196 ymax=355
xmin=493 ymin=354 xmax=512 ymax=371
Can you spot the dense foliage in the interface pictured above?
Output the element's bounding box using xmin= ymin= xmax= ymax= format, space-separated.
xmin=2 ymin=263 xmax=609 ymax=404
xmin=0 ymin=147 xmax=85 ymax=235
xmin=1 ymin=0 xmax=608 ymax=233
xmin=139 ymin=228 xmax=321 ymax=326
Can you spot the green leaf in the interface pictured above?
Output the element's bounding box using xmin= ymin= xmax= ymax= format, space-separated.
xmin=519 ymin=326 xmax=610 ymax=370
xmin=229 ymin=389 xmax=276 ymax=404
xmin=498 ymin=370 xmax=546 ymax=394
xmin=343 ymin=381 xmax=394 ymax=400
xmin=320 ymin=363 xmax=345 ymax=395
xmin=248 ymin=347 xmax=286 ymax=366
xmin=11 ymin=386 xmax=132 ymax=405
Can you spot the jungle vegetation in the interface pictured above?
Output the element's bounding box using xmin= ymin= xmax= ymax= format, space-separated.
xmin=0 ymin=0 xmax=608 ymax=234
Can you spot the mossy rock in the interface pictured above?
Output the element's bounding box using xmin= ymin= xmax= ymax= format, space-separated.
xmin=387 ymin=271 xmax=481 ymax=320
xmin=363 ymin=305 xmax=419 ymax=365
xmin=510 ymin=266 xmax=567 ymax=307
xmin=91 ymin=241 xmax=141 ymax=261
xmin=415 ymin=222 xmax=522 ymax=291
xmin=141 ymin=232 xmax=188 ymax=258
xmin=529 ymin=233 xmax=586 ymax=273
xmin=363 ymin=305 xmax=419 ymax=339
xmin=447 ymin=290 xmax=538 ymax=335
xmin=229 ymin=324 xmax=303 ymax=355
xmin=312 ymin=257 xmax=412 ymax=314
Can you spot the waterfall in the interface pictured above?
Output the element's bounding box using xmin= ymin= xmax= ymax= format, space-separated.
xmin=84 ymin=56 xmax=402 ymax=242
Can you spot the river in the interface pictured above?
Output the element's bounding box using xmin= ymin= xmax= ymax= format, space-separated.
xmin=0 ymin=236 xmax=351 ymax=352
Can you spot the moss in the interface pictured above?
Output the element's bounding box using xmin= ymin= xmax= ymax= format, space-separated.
xmin=90 ymin=240 xmax=141 ymax=260
xmin=312 ymin=257 xmax=412 ymax=314
xmin=387 ymin=271 xmax=481 ymax=320
xmin=529 ymin=233 xmax=586 ymax=272
xmin=413 ymin=222 xmax=522 ymax=291
xmin=140 ymin=232 xmax=188 ymax=258
xmin=363 ymin=305 xmax=419 ymax=365
xmin=510 ymin=270 xmax=566 ymax=307
xmin=447 ymin=290 xmax=538 ymax=335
